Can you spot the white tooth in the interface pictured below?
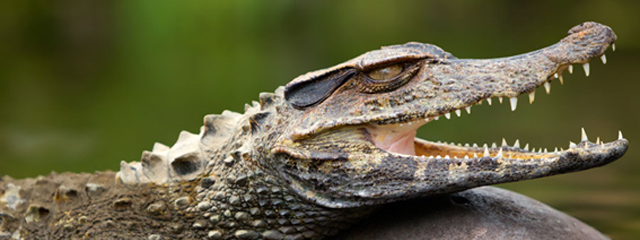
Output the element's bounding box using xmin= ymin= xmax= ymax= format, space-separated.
xmin=487 ymin=98 xmax=493 ymax=105
xmin=473 ymin=153 xmax=478 ymax=158
xmin=544 ymin=148 xmax=548 ymax=153
xmin=455 ymin=109 xmax=461 ymax=117
xmin=509 ymin=97 xmax=518 ymax=111
xmin=581 ymin=128 xmax=588 ymax=142
xmin=561 ymin=148 xmax=564 ymax=151
xmin=568 ymin=65 xmax=573 ymax=74
xmin=445 ymin=113 xmax=451 ymax=119
xmin=513 ymin=139 xmax=520 ymax=148
xmin=554 ymin=73 xmax=559 ymax=79
xmin=408 ymin=122 xmax=412 ymax=125
xmin=465 ymin=106 xmax=471 ymax=114
xmin=554 ymin=147 xmax=558 ymax=153
xmin=483 ymin=143 xmax=489 ymax=149
xmin=596 ymin=137 xmax=601 ymax=144
xmin=524 ymin=143 xmax=529 ymax=151
xmin=496 ymin=149 xmax=503 ymax=158
xmin=531 ymin=147 xmax=536 ymax=152
xmin=434 ymin=116 xmax=440 ymax=120
xmin=472 ymin=143 xmax=478 ymax=148
xmin=570 ymin=141 xmax=577 ymax=148
xmin=558 ymin=74 xmax=564 ymax=85
xmin=483 ymin=147 xmax=490 ymax=157
xmin=491 ymin=142 xmax=497 ymax=148
xmin=538 ymin=149 xmax=542 ymax=153
xmin=464 ymin=143 xmax=470 ymax=147
xmin=425 ymin=118 xmax=431 ymax=122
xmin=478 ymin=100 xmax=483 ymax=105
xmin=445 ymin=155 xmax=450 ymax=159
xmin=464 ymin=155 xmax=469 ymax=159
xmin=399 ymin=123 xmax=404 ymax=127
xmin=618 ymin=130 xmax=623 ymax=140
xmin=528 ymin=91 xmax=535 ymax=104
xmin=429 ymin=156 xmax=435 ymax=159
xmin=544 ymin=82 xmax=551 ymax=94
xmin=600 ymin=54 xmax=607 ymax=64
xmin=498 ymin=97 xmax=503 ymax=104
xmin=501 ymin=138 xmax=508 ymax=147
xmin=436 ymin=155 xmax=442 ymax=159
xmin=582 ymin=63 xmax=590 ymax=77
xmin=612 ymin=43 xmax=616 ymax=51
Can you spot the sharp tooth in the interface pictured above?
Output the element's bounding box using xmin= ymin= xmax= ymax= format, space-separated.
xmin=582 ymin=63 xmax=590 ymax=77
xmin=464 ymin=143 xmax=470 ymax=147
xmin=445 ymin=113 xmax=451 ymax=119
xmin=496 ymin=149 xmax=503 ymax=158
xmin=554 ymin=147 xmax=558 ymax=153
xmin=509 ymin=97 xmax=518 ymax=111
xmin=544 ymin=82 xmax=551 ymax=94
xmin=568 ymin=65 xmax=573 ymax=74
xmin=528 ymin=92 xmax=535 ymax=104
xmin=531 ymin=147 xmax=536 ymax=152
xmin=554 ymin=73 xmax=559 ymax=79
xmin=465 ymin=106 xmax=471 ymax=114
xmin=513 ymin=139 xmax=520 ymax=148
xmin=424 ymin=118 xmax=431 ymax=122
xmin=478 ymin=100 xmax=483 ymax=105
xmin=544 ymin=148 xmax=548 ymax=153
xmin=618 ymin=130 xmax=623 ymax=140
xmin=464 ymin=155 xmax=469 ymax=159
xmin=472 ymin=143 xmax=478 ymax=148
xmin=558 ymin=74 xmax=564 ymax=84
xmin=483 ymin=143 xmax=488 ymax=149
xmin=487 ymin=98 xmax=493 ymax=105
xmin=498 ymin=97 xmax=503 ymax=104
xmin=596 ymin=137 xmax=601 ymax=144
xmin=445 ymin=155 xmax=450 ymax=159
xmin=434 ymin=116 xmax=440 ymax=120
xmin=501 ymin=138 xmax=508 ymax=147
xmin=491 ymin=142 xmax=497 ymax=148
xmin=483 ymin=147 xmax=490 ymax=157
xmin=612 ymin=43 xmax=616 ymax=51
xmin=473 ymin=153 xmax=478 ymax=158
xmin=455 ymin=109 xmax=461 ymax=117
xmin=570 ymin=141 xmax=577 ymax=148
xmin=581 ymin=128 xmax=588 ymax=142
xmin=524 ymin=143 xmax=529 ymax=151
xmin=600 ymin=54 xmax=607 ymax=64
xmin=538 ymin=148 xmax=542 ymax=153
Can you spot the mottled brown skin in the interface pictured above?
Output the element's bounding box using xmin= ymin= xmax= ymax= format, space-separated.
xmin=0 ymin=22 xmax=628 ymax=239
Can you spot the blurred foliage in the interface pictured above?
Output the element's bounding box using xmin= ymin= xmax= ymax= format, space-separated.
xmin=0 ymin=0 xmax=639 ymax=239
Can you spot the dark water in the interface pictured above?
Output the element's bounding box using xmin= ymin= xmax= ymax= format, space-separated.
xmin=1 ymin=1 xmax=638 ymax=239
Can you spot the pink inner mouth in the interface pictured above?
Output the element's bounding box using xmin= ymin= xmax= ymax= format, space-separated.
xmin=365 ymin=122 xmax=424 ymax=156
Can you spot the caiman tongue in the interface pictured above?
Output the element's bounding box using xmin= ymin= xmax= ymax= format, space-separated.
xmin=365 ymin=121 xmax=424 ymax=156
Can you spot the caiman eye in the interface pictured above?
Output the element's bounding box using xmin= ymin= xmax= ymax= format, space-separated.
xmin=358 ymin=62 xmax=419 ymax=93
xmin=367 ymin=64 xmax=403 ymax=80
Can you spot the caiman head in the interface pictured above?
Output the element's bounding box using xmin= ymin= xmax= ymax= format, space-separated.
xmin=272 ymin=22 xmax=628 ymax=208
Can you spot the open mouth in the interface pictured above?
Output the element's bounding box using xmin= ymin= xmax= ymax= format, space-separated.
xmin=364 ymin=49 xmax=624 ymax=162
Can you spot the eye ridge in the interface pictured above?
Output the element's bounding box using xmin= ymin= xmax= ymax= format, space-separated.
xmin=359 ymin=62 xmax=420 ymax=93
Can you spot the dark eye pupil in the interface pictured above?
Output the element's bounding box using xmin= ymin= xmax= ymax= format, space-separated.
xmin=367 ymin=64 xmax=403 ymax=80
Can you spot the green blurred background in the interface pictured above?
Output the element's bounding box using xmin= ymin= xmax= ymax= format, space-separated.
xmin=1 ymin=0 xmax=638 ymax=238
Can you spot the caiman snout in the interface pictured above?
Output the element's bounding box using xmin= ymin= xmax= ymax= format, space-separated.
xmin=548 ymin=21 xmax=616 ymax=65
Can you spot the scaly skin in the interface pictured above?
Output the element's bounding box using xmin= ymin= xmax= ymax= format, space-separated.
xmin=0 ymin=22 xmax=628 ymax=239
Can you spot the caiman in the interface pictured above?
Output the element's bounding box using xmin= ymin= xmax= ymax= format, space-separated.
xmin=0 ymin=22 xmax=628 ymax=240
